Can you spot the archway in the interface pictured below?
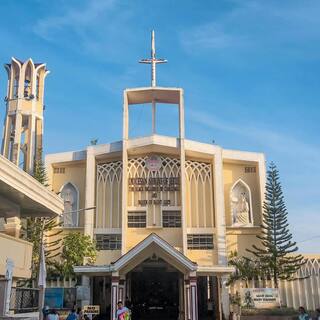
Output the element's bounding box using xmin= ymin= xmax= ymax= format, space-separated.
xmin=128 ymin=256 xmax=181 ymax=320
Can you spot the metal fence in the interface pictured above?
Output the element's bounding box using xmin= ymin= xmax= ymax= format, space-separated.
xmin=10 ymin=287 xmax=39 ymax=313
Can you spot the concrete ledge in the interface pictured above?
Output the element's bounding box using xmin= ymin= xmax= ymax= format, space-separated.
xmin=0 ymin=312 xmax=39 ymax=320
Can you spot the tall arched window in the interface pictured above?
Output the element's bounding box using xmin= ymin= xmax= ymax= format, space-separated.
xmin=60 ymin=182 xmax=79 ymax=227
xmin=230 ymin=179 xmax=253 ymax=226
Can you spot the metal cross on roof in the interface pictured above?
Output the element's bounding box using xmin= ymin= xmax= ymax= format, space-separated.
xmin=139 ymin=30 xmax=167 ymax=87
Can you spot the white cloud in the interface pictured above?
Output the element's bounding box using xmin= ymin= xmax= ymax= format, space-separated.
xmin=33 ymin=0 xmax=116 ymax=41
xmin=180 ymin=0 xmax=320 ymax=59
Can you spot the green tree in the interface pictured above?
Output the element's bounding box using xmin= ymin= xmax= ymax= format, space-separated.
xmin=56 ymin=232 xmax=97 ymax=278
xmin=227 ymin=251 xmax=261 ymax=288
xmin=20 ymin=148 xmax=62 ymax=286
xmin=33 ymin=147 xmax=48 ymax=186
xmin=247 ymin=162 xmax=305 ymax=288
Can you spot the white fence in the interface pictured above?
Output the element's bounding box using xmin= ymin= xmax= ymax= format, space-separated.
xmin=230 ymin=258 xmax=320 ymax=310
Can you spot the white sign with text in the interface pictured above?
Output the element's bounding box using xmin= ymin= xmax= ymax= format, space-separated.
xmin=240 ymin=288 xmax=280 ymax=308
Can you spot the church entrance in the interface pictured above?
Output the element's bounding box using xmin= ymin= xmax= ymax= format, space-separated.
xmin=128 ymin=257 xmax=181 ymax=320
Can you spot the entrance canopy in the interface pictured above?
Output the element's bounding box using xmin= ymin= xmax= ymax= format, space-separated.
xmin=0 ymin=154 xmax=63 ymax=218
xmin=74 ymin=233 xmax=197 ymax=275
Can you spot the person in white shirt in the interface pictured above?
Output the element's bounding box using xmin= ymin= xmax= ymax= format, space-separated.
xmin=47 ymin=309 xmax=59 ymax=320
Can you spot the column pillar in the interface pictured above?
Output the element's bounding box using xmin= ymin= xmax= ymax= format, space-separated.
xmin=111 ymin=275 xmax=119 ymax=320
xmin=84 ymin=147 xmax=95 ymax=238
xmin=80 ymin=276 xmax=91 ymax=307
xmin=184 ymin=274 xmax=198 ymax=320
xmin=118 ymin=277 xmax=126 ymax=304
xmin=4 ymin=216 xmax=21 ymax=238
xmin=213 ymin=150 xmax=227 ymax=265
xmin=219 ymin=275 xmax=230 ymax=320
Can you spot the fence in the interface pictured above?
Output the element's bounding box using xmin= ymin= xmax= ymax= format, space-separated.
xmin=230 ymin=258 xmax=320 ymax=310
xmin=9 ymin=287 xmax=39 ymax=313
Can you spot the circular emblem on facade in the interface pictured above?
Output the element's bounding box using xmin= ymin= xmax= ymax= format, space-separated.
xmin=145 ymin=155 xmax=162 ymax=171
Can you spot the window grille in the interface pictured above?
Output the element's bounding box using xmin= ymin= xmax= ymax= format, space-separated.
xmin=187 ymin=234 xmax=214 ymax=250
xmin=162 ymin=210 xmax=181 ymax=227
xmin=96 ymin=234 xmax=121 ymax=250
xmin=128 ymin=211 xmax=146 ymax=228
xmin=54 ymin=167 xmax=65 ymax=174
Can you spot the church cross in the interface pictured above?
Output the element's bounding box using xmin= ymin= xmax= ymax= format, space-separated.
xmin=139 ymin=30 xmax=167 ymax=87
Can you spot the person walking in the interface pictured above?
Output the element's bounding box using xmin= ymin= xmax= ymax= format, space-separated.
xmin=298 ymin=307 xmax=310 ymax=320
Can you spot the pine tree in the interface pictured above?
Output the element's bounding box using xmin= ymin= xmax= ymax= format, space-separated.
xmin=20 ymin=148 xmax=63 ymax=286
xmin=247 ymin=162 xmax=305 ymax=288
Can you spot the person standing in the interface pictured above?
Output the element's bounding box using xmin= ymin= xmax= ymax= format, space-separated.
xmin=66 ymin=308 xmax=78 ymax=320
xmin=76 ymin=307 xmax=84 ymax=320
xmin=47 ymin=309 xmax=59 ymax=320
xmin=314 ymin=308 xmax=320 ymax=320
xmin=116 ymin=301 xmax=130 ymax=320
xmin=298 ymin=307 xmax=310 ymax=320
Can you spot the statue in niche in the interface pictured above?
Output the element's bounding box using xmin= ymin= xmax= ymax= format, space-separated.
xmin=61 ymin=183 xmax=78 ymax=227
xmin=231 ymin=184 xmax=252 ymax=226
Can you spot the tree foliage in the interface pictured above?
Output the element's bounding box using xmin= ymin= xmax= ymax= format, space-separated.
xmin=247 ymin=162 xmax=305 ymax=287
xmin=52 ymin=232 xmax=97 ymax=278
xmin=20 ymin=148 xmax=62 ymax=286
xmin=227 ymin=251 xmax=261 ymax=288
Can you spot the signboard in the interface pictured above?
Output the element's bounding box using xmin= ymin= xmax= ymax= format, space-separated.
xmin=146 ymin=155 xmax=162 ymax=171
xmin=128 ymin=177 xmax=180 ymax=192
xmin=240 ymin=288 xmax=280 ymax=308
xmin=45 ymin=288 xmax=64 ymax=309
xmin=83 ymin=305 xmax=100 ymax=315
xmin=76 ymin=286 xmax=90 ymax=301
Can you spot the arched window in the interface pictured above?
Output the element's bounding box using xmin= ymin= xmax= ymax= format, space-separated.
xmin=60 ymin=182 xmax=79 ymax=227
xmin=230 ymin=179 xmax=253 ymax=226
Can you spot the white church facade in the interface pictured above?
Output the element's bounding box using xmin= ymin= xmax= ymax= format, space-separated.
xmin=43 ymin=32 xmax=267 ymax=320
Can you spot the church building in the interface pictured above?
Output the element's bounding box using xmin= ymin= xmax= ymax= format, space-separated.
xmin=45 ymin=32 xmax=266 ymax=320
xmin=0 ymin=32 xmax=266 ymax=320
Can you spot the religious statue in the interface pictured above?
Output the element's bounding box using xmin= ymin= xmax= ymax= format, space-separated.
xmin=62 ymin=187 xmax=76 ymax=227
xmin=231 ymin=190 xmax=251 ymax=226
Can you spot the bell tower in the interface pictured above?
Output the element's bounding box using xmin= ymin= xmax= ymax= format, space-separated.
xmin=1 ymin=57 xmax=49 ymax=173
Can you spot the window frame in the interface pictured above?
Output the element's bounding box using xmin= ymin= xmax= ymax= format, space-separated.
xmin=187 ymin=234 xmax=214 ymax=250
xmin=162 ymin=210 xmax=182 ymax=228
xmin=95 ymin=234 xmax=122 ymax=250
xmin=127 ymin=211 xmax=147 ymax=228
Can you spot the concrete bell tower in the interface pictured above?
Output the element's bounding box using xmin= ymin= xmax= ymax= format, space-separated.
xmin=1 ymin=57 xmax=49 ymax=173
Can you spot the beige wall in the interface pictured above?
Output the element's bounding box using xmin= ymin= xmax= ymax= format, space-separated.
xmin=226 ymin=227 xmax=261 ymax=257
xmin=223 ymin=162 xmax=262 ymax=226
xmin=126 ymin=228 xmax=183 ymax=251
xmin=51 ymin=162 xmax=86 ymax=227
xmin=0 ymin=233 xmax=33 ymax=279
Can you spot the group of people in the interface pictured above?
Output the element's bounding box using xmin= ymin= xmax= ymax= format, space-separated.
xmin=43 ymin=306 xmax=88 ymax=320
xmin=299 ymin=306 xmax=320 ymax=320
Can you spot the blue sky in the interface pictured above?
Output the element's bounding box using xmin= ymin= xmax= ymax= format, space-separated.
xmin=0 ymin=0 xmax=319 ymax=252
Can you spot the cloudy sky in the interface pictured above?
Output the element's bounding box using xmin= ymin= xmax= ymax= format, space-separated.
xmin=0 ymin=0 xmax=319 ymax=252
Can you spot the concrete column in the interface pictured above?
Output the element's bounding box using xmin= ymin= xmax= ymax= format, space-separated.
xmin=213 ymin=150 xmax=227 ymax=265
xmin=179 ymin=89 xmax=187 ymax=253
xmin=184 ymin=274 xmax=198 ymax=320
xmin=121 ymin=92 xmax=129 ymax=254
xmin=111 ymin=275 xmax=120 ymax=320
xmin=179 ymin=276 xmax=184 ymax=320
xmin=81 ymin=276 xmax=91 ymax=307
xmin=4 ymin=216 xmax=21 ymax=238
xmin=220 ymin=275 xmax=230 ymax=320
xmin=84 ymin=147 xmax=95 ymax=238
xmin=118 ymin=277 xmax=126 ymax=303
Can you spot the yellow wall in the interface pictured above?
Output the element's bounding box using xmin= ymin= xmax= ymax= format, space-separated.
xmin=223 ymin=162 xmax=262 ymax=226
xmin=226 ymin=227 xmax=261 ymax=257
xmin=52 ymin=162 xmax=86 ymax=227
xmin=0 ymin=233 xmax=33 ymax=279
xmin=126 ymin=228 xmax=183 ymax=251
